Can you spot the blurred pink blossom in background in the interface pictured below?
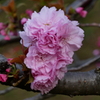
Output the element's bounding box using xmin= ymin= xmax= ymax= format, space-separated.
xmin=0 ymin=22 xmax=6 ymax=30
xmin=93 ymin=49 xmax=100 ymax=56
xmin=4 ymin=35 xmax=10 ymax=40
xmin=25 ymin=9 xmax=33 ymax=17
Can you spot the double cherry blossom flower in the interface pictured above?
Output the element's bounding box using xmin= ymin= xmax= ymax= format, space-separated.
xmin=19 ymin=6 xmax=84 ymax=94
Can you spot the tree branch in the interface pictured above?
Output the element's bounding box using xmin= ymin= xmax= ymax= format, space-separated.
xmin=68 ymin=55 xmax=100 ymax=72
xmin=0 ymin=86 xmax=15 ymax=95
xmin=24 ymin=93 xmax=56 ymax=100
xmin=1 ymin=54 xmax=100 ymax=96
xmin=79 ymin=23 xmax=100 ymax=27
xmin=51 ymin=70 xmax=100 ymax=96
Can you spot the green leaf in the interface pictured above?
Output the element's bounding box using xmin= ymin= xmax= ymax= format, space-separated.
xmin=25 ymin=72 xmax=34 ymax=85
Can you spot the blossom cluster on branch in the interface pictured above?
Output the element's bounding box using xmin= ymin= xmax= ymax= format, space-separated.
xmin=19 ymin=6 xmax=84 ymax=94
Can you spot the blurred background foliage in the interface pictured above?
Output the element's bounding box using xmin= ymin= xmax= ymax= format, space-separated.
xmin=0 ymin=0 xmax=100 ymax=100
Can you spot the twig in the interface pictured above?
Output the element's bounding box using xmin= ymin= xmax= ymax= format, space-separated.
xmin=0 ymin=86 xmax=15 ymax=95
xmin=24 ymin=93 xmax=56 ymax=100
xmin=79 ymin=23 xmax=100 ymax=27
xmin=68 ymin=55 xmax=100 ymax=72
xmin=73 ymin=54 xmax=80 ymax=64
xmin=51 ymin=70 xmax=100 ymax=95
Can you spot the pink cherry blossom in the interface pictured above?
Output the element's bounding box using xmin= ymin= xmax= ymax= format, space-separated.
xmin=6 ymin=68 xmax=11 ymax=73
xmin=19 ymin=6 xmax=84 ymax=55
xmin=31 ymin=75 xmax=58 ymax=94
xmin=75 ymin=7 xmax=87 ymax=18
xmin=24 ymin=46 xmax=72 ymax=93
xmin=0 ymin=74 xmax=7 ymax=82
xmin=25 ymin=46 xmax=72 ymax=75
xmin=19 ymin=6 xmax=84 ymax=94
xmin=25 ymin=46 xmax=58 ymax=75
xmin=58 ymin=21 xmax=84 ymax=58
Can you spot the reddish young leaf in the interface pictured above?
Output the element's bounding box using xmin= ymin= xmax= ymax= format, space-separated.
xmin=1 ymin=0 xmax=16 ymax=13
xmin=10 ymin=55 xmax=25 ymax=64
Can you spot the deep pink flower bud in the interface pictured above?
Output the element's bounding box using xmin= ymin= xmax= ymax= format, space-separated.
xmin=25 ymin=9 xmax=33 ymax=17
xmin=0 ymin=74 xmax=7 ymax=82
xmin=75 ymin=7 xmax=87 ymax=18
xmin=7 ymin=58 xmax=13 ymax=65
xmin=6 ymin=68 xmax=11 ymax=73
xmin=21 ymin=18 xmax=28 ymax=25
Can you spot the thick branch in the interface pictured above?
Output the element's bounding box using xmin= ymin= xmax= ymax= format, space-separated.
xmin=51 ymin=70 xmax=100 ymax=96
xmin=1 ymin=68 xmax=100 ymax=96
xmin=1 ymin=54 xmax=100 ymax=96
xmin=0 ymin=87 xmax=15 ymax=95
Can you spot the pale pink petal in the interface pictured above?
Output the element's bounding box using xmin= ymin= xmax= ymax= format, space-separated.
xmin=19 ymin=31 xmax=32 ymax=47
xmin=31 ymin=75 xmax=58 ymax=94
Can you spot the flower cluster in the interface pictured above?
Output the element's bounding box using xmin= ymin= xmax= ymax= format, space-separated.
xmin=19 ymin=6 xmax=84 ymax=94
